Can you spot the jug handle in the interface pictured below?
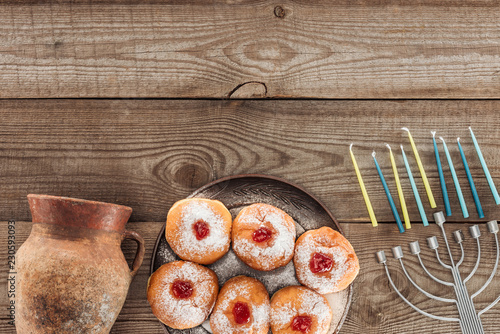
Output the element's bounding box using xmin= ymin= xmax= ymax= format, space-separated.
xmin=122 ymin=230 xmax=145 ymax=277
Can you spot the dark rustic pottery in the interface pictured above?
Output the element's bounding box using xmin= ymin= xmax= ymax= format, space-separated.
xmin=16 ymin=194 xmax=145 ymax=334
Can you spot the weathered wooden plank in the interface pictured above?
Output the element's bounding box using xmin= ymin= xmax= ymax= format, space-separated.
xmin=1 ymin=222 xmax=500 ymax=333
xmin=1 ymin=99 xmax=500 ymax=223
xmin=1 ymin=1 xmax=500 ymax=98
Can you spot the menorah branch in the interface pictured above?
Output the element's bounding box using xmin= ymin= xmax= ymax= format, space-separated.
xmin=464 ymin=238 xmax=481 ymax=284
xmin=478 ymin=224 xmax=500 ymax=316
xmin=376 ymin=252 xmax=461 ymax=323
xmin=457 ymin=243 xmax=465 ymax=268
xmin=479 ymin=291 xmax=500 ymax=316
xmin=439 ymin=224 xmax=456 ymax=267
xmin=472 ymin=231 xmax=499 ymax=299
xmin=433 ymin=247 xmax=452 ymax=269
xmin=414 ymin=250 xmax=454 ymax=287
xmin=393 ymin=247 xmax=456 ymax=303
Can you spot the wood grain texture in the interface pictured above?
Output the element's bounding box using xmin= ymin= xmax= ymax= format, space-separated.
xmin=2 ymin=1 xmax=500 ymax=98
xmin=2 ymin=99 xmax=500 ymax=224
xmin=2 ymin=222 xmax=500 ymax=333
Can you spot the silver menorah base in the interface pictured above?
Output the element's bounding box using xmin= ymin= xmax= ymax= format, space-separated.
xmin=376 ymin=212 xmax=500 ymax=334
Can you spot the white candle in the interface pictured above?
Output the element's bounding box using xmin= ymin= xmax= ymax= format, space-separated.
xmin=469 ymin=127 xmax=500 ymax=205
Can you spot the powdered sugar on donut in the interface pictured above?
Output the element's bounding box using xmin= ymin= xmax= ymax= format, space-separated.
xmin=233 ymin=204 xmax=296 ymax=271
xmin=175 ymin=200 xmax=230 ymax=257
xmin=294 ymin=232 xmax=355 ymax=294
xmin=149 ymin=262 xmax=217 ymax=327
xmin=271 ymin=287 xmax=332 ymax=333
xmin=210 ymin=279 xmax=270 ymax=334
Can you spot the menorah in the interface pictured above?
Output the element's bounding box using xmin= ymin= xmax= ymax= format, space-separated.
xmin=376 ymin=212 xmax=500 ymax=334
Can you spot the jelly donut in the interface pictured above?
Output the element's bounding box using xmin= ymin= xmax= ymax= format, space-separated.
xmin=232 ymin=203 xmax=296 ymax=271
xmin=166 ymin=198 xmax=232 ymax=265
xmin=147 ymin=261 xmax=219 ymax=329
xmin=270 ymin=285 xmax=333 ymax=334
xmin=210 ymin=276 xmax=270 ymax=334
xmin=294 ymin=226 xmax=359 ymax=294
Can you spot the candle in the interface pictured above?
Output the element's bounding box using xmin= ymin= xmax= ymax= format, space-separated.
xmin=457 ymin=138 xmax=484 ymax=218
xmin=469 ymin=127 xmax=500 ymax=205
xmin=386 ymin=144 xmax=411 ymax=229
xmin=440 ymin=137 xmax=469 ymax=218
xmin=349 ymin=144 xmax=378 ymax=227
xmin=372 ymin=151 xmax=405 ymax=233
xmin=432 ymin=131 xmax=451 ymax=216
xmin=402 ymin=127 xmax=437 ymax=208
xmin=401 ymin=144 xmax=428 ymax=226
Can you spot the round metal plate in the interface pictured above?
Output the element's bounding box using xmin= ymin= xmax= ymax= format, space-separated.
xmin=151 ymin=174 xmax=352 ymax=334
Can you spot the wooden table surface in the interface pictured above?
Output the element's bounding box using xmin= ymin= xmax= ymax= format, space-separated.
xmin=2 ymin=1 xmax=500 ymax=333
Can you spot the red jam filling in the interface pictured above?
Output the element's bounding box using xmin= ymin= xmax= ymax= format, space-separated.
xmin=292 ymin=315 xmax=313 ymax=333
xmin=232 ymin=301 xmax=251 ymax=324
xmin=309 ymin=252 xmax=334 ymax=274
xmin=171 ymin=280 xmax=193 ymax=299
xmin=252 ymin=227 xmax=273 ymax=243
xmin=193 ymin=220 xmax=210 ymax=240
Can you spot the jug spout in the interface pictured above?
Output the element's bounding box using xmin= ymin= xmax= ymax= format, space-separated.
xmin=28 ymin=194 xmax=133 ymax=233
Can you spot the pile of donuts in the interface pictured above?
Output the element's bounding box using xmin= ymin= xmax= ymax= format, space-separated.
xmin=147 ymin=198 xmax=360 ymax=334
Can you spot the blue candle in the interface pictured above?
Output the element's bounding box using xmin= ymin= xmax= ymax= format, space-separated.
xmin=401 ymin=145 xmax=428 ymax=226
xmin=469 ymin=127 xmax=500 ymax=205
xmin=440 ymin=137 xmax=469 ymax=218
xmin=432 ymin=131 xmax=451 ymax=216
xmin=372 ymin=151 xmax=405 ymax=233
xmin=457 ymin=138 xmax=484 ymax=218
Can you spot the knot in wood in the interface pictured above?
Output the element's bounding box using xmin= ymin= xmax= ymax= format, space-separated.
xmin=274 ymin=6 xmax=285 ymax=18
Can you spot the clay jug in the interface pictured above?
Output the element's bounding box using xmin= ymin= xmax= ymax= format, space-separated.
xmin=16 ymin=194 xmax=145 ymax=333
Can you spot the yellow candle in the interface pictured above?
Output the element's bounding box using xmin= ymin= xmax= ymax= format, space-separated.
xmin=350 ymin=144 xmax=378 ymax=227
xmin=402 ymin=127 xmax=437 ymax=208
xmin=386 ymin=144 xmax=411 ymax=229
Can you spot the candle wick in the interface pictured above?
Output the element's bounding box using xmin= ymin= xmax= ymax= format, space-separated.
xmin=385 ymin=143 xmax=392 ymax=151
xmin=457 ymin=137 xmax=460 ymax=142
xmin=350 ymin=143 xmax=354 ymax=151
xmin=372 ymin=151 xmax=376 ymax=158
xmin=401 ymin=127 xmax=410 ymax=133
xmin=439 ymin=136 xmax=445 ymax=143
xmin=431 ymin=131 xmax=436 ymax=138
xmin=400 ymin=144 xmax=404 ymax=151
